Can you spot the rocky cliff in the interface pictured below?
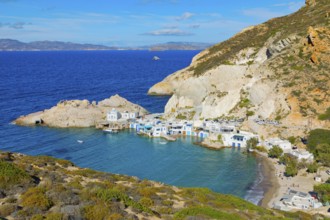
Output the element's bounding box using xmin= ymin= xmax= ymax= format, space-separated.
xmin=0 ymin=152 xmax=320 ymax=219
xmin=149 ymin=0 xmax=330 ymax=138
xmin=14 ymin=95 xmax=148 ymax=128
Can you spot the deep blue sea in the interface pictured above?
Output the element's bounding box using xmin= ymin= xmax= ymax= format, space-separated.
xmin=0 ymin=50 xmax=263 ymax=204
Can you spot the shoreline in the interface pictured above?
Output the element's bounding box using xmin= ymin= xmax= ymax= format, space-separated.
xmin=257 ymin=153 xmax=280 ymax=208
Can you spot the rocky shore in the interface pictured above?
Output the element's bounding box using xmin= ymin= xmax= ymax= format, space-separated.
xmin=14 ymin=94 xmax=148 ymax=128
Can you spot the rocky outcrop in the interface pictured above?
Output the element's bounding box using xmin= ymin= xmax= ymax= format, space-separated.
xmin=149 ymin=0 xmax=330 ymax=138
xmin=14 ymin=94 xmax=148 ymax=128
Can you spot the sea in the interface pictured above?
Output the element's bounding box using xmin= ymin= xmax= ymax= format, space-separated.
xmin=0 ymin=50 xmax=265 ymax=204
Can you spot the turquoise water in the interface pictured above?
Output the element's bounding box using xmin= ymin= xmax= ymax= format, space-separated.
xmin=2 ymin=126 xmax=258 ymax=199
xmin=0 ymin=51 xmax=261 ymax=203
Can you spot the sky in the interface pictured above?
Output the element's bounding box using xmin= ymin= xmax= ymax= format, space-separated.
xmin=0 ymin=0 xmax=305 ymax=46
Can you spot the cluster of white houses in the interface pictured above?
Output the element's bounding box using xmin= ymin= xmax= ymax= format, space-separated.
xmin=106 ymin=109 xmax=313 ymax=161
xmin=274 ymin=189 xmax=323 ymax=211
xmin=107 ymin=108 xmax=139 ymax=122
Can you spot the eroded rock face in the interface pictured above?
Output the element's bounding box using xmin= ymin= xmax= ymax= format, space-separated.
xmin=148 ymin=1 xmax=330 ymax=138
xmin=14 ymin=94 xmax=148 ymax=128
xmin=305 ymin=0 xmax=316 ymax=6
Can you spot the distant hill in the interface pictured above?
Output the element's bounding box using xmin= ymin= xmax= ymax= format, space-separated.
xmin=0 ymin=39 xmax=211 ymax=51
xmin=147 ymin=42 xmax=212 ymax=51
xmin=0 ymin=39 xmax=117 ymax=51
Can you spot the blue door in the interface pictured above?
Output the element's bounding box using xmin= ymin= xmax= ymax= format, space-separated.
xmin=232 ymin=142 xmax=235 ymax=147
xmin=238 ymin=143 xmax=241 ymax=147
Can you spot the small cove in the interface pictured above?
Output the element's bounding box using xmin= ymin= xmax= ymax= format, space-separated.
xmin=1 ymin=50 xmax=263 ymax=203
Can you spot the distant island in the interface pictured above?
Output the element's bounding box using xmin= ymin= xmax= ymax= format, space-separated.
xmin=0 ymin=39 xmax=211 ymax=51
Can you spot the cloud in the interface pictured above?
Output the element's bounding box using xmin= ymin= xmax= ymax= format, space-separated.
xmin=143 ymin=28 xmax=193 ymax=36
xmin=0 ymin=22 xmax=30 ymax=29
xmin=189 ymin=24 xmax=200 ymax=29
xmin=242 ymin=8 xmax=283 ymax=20
xmin=9 ymin=22 xmax=28 ymax=29
xmin=175 ymin=12 xmax=194 ymax=21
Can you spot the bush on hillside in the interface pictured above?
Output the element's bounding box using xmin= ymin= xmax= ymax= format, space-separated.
xmin=268 ymin=146 xmax=283 ymax=158
xmin=0 ymin=160 xmax=31 ymax=189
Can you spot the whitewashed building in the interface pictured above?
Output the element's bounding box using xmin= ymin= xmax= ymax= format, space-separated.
xmin=121 ymin=111 xmax=130 ymax=120
xmin=222 ymin=131 xmax=258 ymax=148
xmin=107 ymin=109 xmax=121 ymax=122
xmin=129 ymin=112 xmax=139 ymax=119
xmin=182 ymin=124 xmax=193 ymax=136
xmin=264 ymin=138 xmax=292 ymax=153
xmin=152 ymin=125 xmax=168 ymax=137
xmin=290 ymin=150 xmax=314 ymax=162
xmin=273 ymin=189 xmax=322 ymax=211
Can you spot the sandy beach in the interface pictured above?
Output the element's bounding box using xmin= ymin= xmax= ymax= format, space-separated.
xmin=257 ymin=154 xmax=280 ymax=208
xmin=257 ymin=152 xmax=330 ymax=216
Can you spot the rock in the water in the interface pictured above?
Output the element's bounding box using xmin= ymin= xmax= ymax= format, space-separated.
xmin=14 ymin=94 xmax=148 ymax=128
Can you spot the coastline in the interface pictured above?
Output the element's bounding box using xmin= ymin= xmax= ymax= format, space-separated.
xmin=257 ymin=153 xmax=280 ymax=208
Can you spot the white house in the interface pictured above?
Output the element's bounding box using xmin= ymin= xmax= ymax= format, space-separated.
xmin=152 ymin=125 xmax=168 ymax=137
xmin=222 ymin=131 xmax=258 ymax=148
xmin=107 ymin=109 xmax=121 ymax=122
xmin=169 ymin=123 xmax=184 ymax=135
xmin=122 ymin=111 xmax=130 ymax=120
xmin=129 ymin=112 xmax=139 ymax=119
xmin=264 ymin=138 xmax=292 ymax=153
xmin=273 ymin=189 xmax=322 ymax=211
xmin=290 ymin=150 xmax=314 ymax=162
xmin=182 ymin=124 xmax=193 ymax=136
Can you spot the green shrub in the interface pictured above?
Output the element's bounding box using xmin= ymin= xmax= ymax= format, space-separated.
xmin=138 ymin=186 xmax=157 ymax=197
xmin=96 ymin=188 xmax=153 ymax=214
xmin=318 ymin=107 xmax=330 ymax=120
xmin=31 ymin=214 xmax=44 ymax=220
xmin=268 ymin=146 xmax=283 ymax=158
xmin=45 ymin=213 xmax=63 ymax=220
xmin=0 ymin=160 xmax=31 ymax=189
xmin=176 ymin=114 xmax=187 ymax=120
xmin=246 ymin=138 xmax=258 ymax=151
xmin=0 ymin=204 xmax=16 ymax=217
xmin=21 ymin=187 xmax=53 ymax=211
xmin=291 ymin=65 xmax=304 ymax=71
xmin=307 ymin=162 xmax=318 ymax=173
xmin=288 ymin=136 xmax=297 ymax=145
xmin=140 ymin=197 xmax=154 ymax=207
xmin=285 ymin=164 xmax=298 ymax=177
xmin=174 ymin=206 xmax=240 ymax=220
xmin=162 ymin=200 xmax=174 ymax=206
xmin=307 ymin=129 xmax=330 ymax=151
xmin=314 ymin=183 xmax=330 ymax=203
xmin=254 ymin=146 xmax=268 ymax=153
xmin=83 ymin=204 xmax=109 ymax=220
xmin=239 ymin=99 xmax=250 ymax=108
xmin=307 ymin=129 xmax=330 ymax=166
xmin=246 ymin=110 xmax=255 ymax=117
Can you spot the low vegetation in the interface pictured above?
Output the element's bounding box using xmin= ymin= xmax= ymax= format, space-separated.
xmin=0 ymin=159 xmax=31 ymax=189
xmin=319 ymin=107 xmax=330 ymax=120
xmin=268 ymin=145 xmax=283 ymax=158
xmin=189 ymin=0 xmax=329 ymax=76
xmin=0 ymin=152 xmax=322 ymax=219
xmin=307 ymin=129 xmax=330 ymax=166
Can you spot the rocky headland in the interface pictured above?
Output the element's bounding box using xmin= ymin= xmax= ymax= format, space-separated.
xmin=14 ymin=94 xmax=148 ymax=128
xmin=148 ymin=0 xmax=330 ymax=139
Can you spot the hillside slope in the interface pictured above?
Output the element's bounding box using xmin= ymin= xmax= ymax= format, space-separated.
xmin=148 ymin=0 xmax=330 ymax=139
xmin=0 ymin=152 xmax=321 ymax=219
